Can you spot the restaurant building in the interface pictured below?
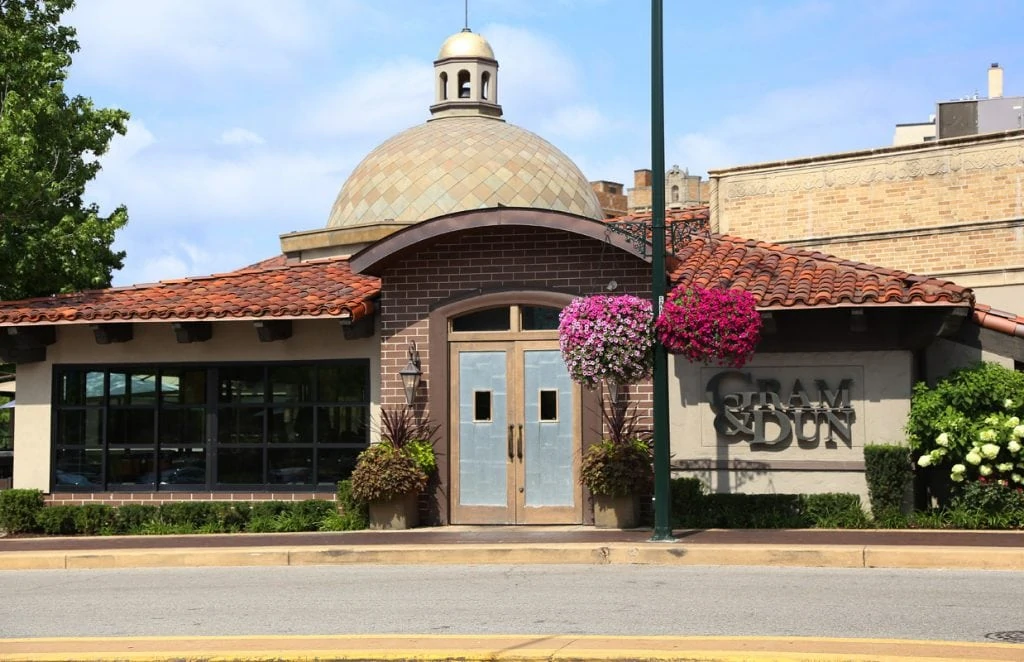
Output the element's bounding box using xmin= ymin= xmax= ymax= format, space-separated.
xmin=1 ymin=29 xmax=1020 ymax=524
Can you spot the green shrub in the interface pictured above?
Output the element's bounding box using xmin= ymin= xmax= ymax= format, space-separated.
xmin=802 ymin=493 xmax=870 ymax=529
xmin=36 ymin=506 xmax=78 ymax=535
xmin=250 ymin=500 xmax=289 ymax=520
xmin=321 ymin=479 xmax=368 ymax=531
xmin=873 ymin=509 xmax=909 ymax=529
xmin=273 ymin=500 xmax=336 ymax=532
xmin=945 ymin=480 xmax=1024 ymax=529
xmin=115 ymin=504 xmax=159 ymax=534
xmin=158 ymin=502 xmax=216 ymax=529
xmin=350 ymin=443 xmax=428 ymax=503
xmin=208 ymin=502 xmax=251 ymax=532
xmin=0 ymin=489 xmax=44 ymax=534
xmin=864 ymin=444 xmax=911 ymax=518
xmin=580 ymin=438 xmax=652 ymax=497
xmin=406 ymin=439 xmax=437 ymax=476
xmin=669 ymin=477 xmax=707 ymax=528
xmin=690 ymin=494 xmax=806 ymax=529
xmin=907 ymin=363 xmax=1024 ymax=493
xmin=75 ymin=504 xmax=117 ymax=535
xmin=137 ymin=521 xmax=196 ymax=535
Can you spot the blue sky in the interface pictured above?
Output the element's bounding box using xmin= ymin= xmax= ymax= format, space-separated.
xmin=63 ymin=0 xmax=1024 ymax=287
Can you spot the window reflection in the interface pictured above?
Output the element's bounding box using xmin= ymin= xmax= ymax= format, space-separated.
xmin=53 ymin=361 xmax=370 ymax=492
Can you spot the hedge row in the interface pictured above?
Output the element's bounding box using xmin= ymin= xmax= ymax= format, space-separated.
xmin=668 ymin=479 xmax=871 ymax=529
xmin=668 ymin=477 xmax=1024 ymax=530
xmin=0 ymin=481 xmax=369 ymax=536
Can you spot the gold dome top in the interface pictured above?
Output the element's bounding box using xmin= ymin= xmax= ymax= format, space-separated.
xmin=326 ymin=116 xmax=602 ymax=228
xmin=437 ymin=29 xmax=495 ymax=60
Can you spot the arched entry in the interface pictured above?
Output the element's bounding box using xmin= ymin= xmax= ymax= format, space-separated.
xmin=436 ymin=294 xmax=583 ymax=525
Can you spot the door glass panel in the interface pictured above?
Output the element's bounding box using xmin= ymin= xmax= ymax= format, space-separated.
xmin=473 ymin=391 xmax=492 ymax=421
xmin=458 ymin=351 xmax=507 ymax=506
xmin=452 ymin=308 xmax=511 ymax=332
xmin=539 ymin=389 xmax=558 ymax=421
xmin=523 ymin=349 xmax=574 ymax=507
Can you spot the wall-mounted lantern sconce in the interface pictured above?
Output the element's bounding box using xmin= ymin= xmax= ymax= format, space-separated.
xmin=399 ymin=341 xmax=422 ymax=407
xmin=606 ymin=379 xmax=620 ymax=404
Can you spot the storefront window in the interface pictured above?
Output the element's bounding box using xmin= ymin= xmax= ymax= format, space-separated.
xmin=52 ymin=361 xmax=370 ymax=491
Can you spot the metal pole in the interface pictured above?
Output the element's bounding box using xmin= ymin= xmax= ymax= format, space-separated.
xmin=649 ymin=0 xmax=673 ymax=541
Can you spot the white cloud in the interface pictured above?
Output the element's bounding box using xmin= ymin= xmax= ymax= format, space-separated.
xmin=301 ymin=59 xmax=434 ymax=139
xmin=672 ymin=77 xmax=906 ymax=175
xmin=218 ymin=128 xmax=266 ymax=146
xmin=67 ymin=0 xmax=373 ymax=85
xmin=482 ymin=24 xmax=582 ymax=115
xmin=104 ymin=120 xmax=156 ymax=164
xmin=541 ymin=104 xmax=610 ymax=141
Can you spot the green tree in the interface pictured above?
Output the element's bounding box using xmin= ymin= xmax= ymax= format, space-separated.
xmin=0 ymin=0 xmax=129 ymax=301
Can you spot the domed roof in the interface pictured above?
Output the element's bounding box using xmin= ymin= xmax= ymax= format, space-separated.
xmin=326 ymin=116 xmax=603 ymax=228
xmin=438 ymin=29 xmax=495 ymax=60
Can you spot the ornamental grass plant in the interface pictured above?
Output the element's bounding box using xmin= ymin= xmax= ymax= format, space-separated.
xmin=579 ymin=399 xmax=653 ymax=498
xmin=349 ymin=407 xmax=438 ymax=504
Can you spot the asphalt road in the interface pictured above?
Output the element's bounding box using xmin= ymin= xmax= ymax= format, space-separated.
xmin=2 ymin=565 xmax=1023 ymax=643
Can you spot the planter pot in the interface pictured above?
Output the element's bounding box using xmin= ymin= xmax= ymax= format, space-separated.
xmin=368 ymin=491 xmax=420 ymax=530
xmin=592 ymin=494 xmax=639 ymax=529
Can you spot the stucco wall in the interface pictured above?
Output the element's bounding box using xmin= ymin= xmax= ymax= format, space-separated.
xmin=668 ymin=350 xmax=913 ymax=500
xmin=12 ymin=320 xmax=380 ymax=492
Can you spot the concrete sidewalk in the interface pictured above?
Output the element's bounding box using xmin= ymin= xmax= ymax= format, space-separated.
xmin=2 ymin=526 xmax=1023 ymax=571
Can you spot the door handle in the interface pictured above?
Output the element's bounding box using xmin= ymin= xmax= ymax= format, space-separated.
xmin=508 ymin=425 xmax=514 ymax=460
xmin=517 ymin=424 xmax=523 ymax=459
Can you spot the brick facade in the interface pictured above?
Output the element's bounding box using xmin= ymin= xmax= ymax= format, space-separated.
xmin=710 ymin=131 xmax=1024 ymax=300
xmin=46 ymin=491 xmax=336 ymax=507
xmin=377 ymin=224 xmax=655 ymax=423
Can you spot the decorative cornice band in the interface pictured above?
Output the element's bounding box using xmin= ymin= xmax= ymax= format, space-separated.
xmin=777 ymin=217 xmax=1024 ymax=248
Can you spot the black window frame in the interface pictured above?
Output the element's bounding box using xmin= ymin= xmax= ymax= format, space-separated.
xmin=51 ymin=360 xmax=370 ymax=492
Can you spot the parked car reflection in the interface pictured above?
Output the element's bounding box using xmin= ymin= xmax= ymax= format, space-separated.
xmin=138 ymin=466 xmax=206 ymax=485
xmin=55 ymin=469 xmax=94 ymax=486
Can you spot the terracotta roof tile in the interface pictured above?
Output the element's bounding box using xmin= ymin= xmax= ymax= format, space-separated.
xmin=0 ymin=258 xmax=380 ymax=325
xmin=668 ymin=234 xmax=973 ymax=308
xmin=972 ymin=303 xmax=1024 ymax=338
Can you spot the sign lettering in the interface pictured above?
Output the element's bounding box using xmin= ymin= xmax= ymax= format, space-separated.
xmin=706 ymin=372 xmax=855 ymax=446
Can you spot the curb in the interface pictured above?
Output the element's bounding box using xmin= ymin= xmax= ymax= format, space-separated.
xmin=2 ymin=542 xmax=1023 ymax=571
xmin=1 ymin=634 xmax=1022 ymax=662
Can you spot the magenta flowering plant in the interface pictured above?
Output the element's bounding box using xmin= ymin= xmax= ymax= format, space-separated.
xmin=655 ymin=285 xmax=761 ymax=368
xmin=558 ymin=294 xmax=654 ymax=389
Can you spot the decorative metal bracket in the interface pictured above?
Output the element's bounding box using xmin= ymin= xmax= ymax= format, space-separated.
xmin=603 ymin=214 xmax=710 ymax=259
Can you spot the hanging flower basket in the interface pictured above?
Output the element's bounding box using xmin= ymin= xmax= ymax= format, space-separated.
xmin=558 ymin=294 xmax=654 ymax=390
xmin=655 ymin=285 xmax=761 ymax=368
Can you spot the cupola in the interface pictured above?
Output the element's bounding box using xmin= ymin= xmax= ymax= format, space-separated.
xmin=430 ymin=28 xmax=502 ymax=119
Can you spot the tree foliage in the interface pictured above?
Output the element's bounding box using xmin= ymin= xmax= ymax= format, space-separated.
xmin=0 ymin=0 xmax=129 ymax=300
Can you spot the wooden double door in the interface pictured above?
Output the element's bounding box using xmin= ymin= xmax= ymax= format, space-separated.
xmin=449 ymin=340 xmax=582 ymax=524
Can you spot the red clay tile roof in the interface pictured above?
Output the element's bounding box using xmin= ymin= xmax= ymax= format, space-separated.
xmin=0 ymin=206 xmax=978 ymax=327
xmin=243 ymin=254 xmax=293 ymax=270
xmin=972 ymin=303 xmax=1024 ymax=338
xmin=669 ymin=234 xmax=974 ymax=309
xmin=0 ymin=257 xmax=380 ymax=325
xmin=606 ymin=206 xmax=710 ymax=225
